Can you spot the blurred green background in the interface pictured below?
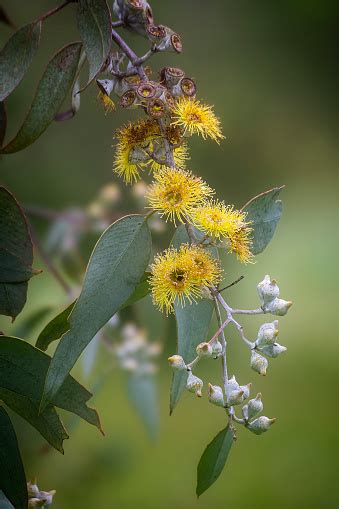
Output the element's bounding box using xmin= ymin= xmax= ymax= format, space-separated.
xmin=1 ymin=1 xmax=339 ymax=508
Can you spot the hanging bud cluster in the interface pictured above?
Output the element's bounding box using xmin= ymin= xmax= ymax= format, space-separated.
xmin=257 ymin=275 xmax=293 ymax=316
xmin=27 ymin=481 xmax=56 ymax=508
xmin=114 ymin=323 xmax=162 ymax=375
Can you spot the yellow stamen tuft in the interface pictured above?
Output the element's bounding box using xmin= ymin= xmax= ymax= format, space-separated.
xmin=171 ymin=97 xmax=224 ymax=143
xmin=98 ymin=91 xmax=116 ymax=114
xmin=146 ymin=168 xmax=214 ymax=224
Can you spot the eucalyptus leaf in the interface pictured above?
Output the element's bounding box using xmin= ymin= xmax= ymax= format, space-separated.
xmin=242 ymin=186 xmax=284 ymax=255
xmin=41 ymin=215 xmax=152 ymax=410
xmin=196 ymin=425 xmax=233 ymax=497
xmin=0 ymin=406 xmax=28 ymax=509
xmin=1 ymin=42 xmax=82 ymax=154
xmin=0 ymin=491 xmax=14 ymax=509
xmin=77 ymin=0 xmax=112 ymax=87
xmin=170 ymin=225 xmax=216 ymax=414
xmin=0 ymin=187 xmax=36 ymax=320
xmin=0 ymin=21 xmax=41 ymax=102
xmin=0 ymin=336 xmax=102 ymax=438
xmin=127 ymin=374 xmax=158 ymax=439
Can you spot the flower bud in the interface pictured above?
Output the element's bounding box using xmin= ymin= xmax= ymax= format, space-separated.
xmin=120 ymin=89 xmax=138 ymax=108
xmin=246 ymin=393 xmax=263 ymax=420
xmin=264 ymin=298 xmax=293 ymax=316
xmin=228 ymin=389 xmax=244 ymax=406
xmin=96 ymin=78 xmax=114 ymax=97
xmin=255 ymin=320 xmax=279 ymax=347
xmin=160 ymin=66 xmax=185 ymax=87
xmin=251 ymin=351 xmax=268 ymax=376
xmin=227 ymin=375 xmax=240 ymax=392
xmin=247 ymin=416 xmax=276 ymax=435
xmin=186 ymin=372 xmax=203 ymax=397
xmin=196 ymin=342 xmax=213 ymax=357
xmin=259 ymin=343 xmax=287 ymax=358
xmin=257 ymin=275 xmax=280 ymax=305
xmin=168 ymin=355 xmax=186 ymax=370
xmin=208 ymin=383 xmax=225 ymax=407
xmin=211 ymin=340 xmax=222 ymax=358
xmin=240 ymin=383 xmax=251 ymax=400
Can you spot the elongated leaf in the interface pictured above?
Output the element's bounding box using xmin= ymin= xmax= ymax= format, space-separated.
xmin=127 ymin=374 xmax=158 ymax=439
xmin=242 ymin=186 xmax=284 ymax=255
xmin=0 ymin=21 xmax=41 ymax=102
xmin=170 ymin=226 xmax=215 ymax=414
xmin=0 ymin=187 xmax=36 ymax=320
xmin=36 ymin=301 xmax=74 ymax=352
xmin=41 ymin=215 xmax=152 ymax=410
xmin=0 ymin=407 xmax=28 ymax=509
xmin=0 ymin=388 xmax=68 ymax=453
xmin=0 ymin=491 xmax=14 ymax=509
xmin=0 ymin=336 xmax=102 ymax=437
xmin=0 ymin=102 xmax=6 ymax=147
xmin=77 ymin=0 xmax=112 ymax=87
xmin=196 ymin=425 xmax=233 ymax=497
xmin=1 ymin=42 xmax=82 ymax=154
xmin=121 ymin=271 xmax=151 ymax=310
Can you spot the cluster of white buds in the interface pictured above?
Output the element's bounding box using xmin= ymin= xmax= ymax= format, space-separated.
xmin=257 ymin=275 xmax=293 ymax=316
xmin=27 ymin=481 xmax=56 ymax=508
xmin=114 ymin=323 xmax=162 ymax=375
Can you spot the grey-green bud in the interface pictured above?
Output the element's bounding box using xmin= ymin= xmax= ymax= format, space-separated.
xmin=257 ymin=275 xmax=280 ymax=305
xmin=208 ymin=383 xmax=225 ymax=407
xmin=211 ymin=340 xmax=223 ymax=358
xmin=259 ymin=343 xmax=287 ymax=358
xmin=246 ymin=393 xmax=263 ymax=420
xmin=264 ymin=298 xmax=293 ymax=316
xmin=255 ymin=320 xmax=279 ymax=347
xmin=168 ymin=355 xmax=186 ymax=370
xmin=251 ymin=351 xmax=268 ymax=376
xmin=186 ymin=372 xmax=203 ymax=397
xmin=196 ymin=342 xmax=213 ymax=357
xmin=247 ymin=416 xmax=276 ymax=435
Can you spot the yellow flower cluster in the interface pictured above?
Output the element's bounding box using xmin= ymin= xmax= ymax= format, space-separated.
xmin=113 ymin=119 xmax=188 ymax=184
xmin=150 ymin=244 xmax=222 ymax=314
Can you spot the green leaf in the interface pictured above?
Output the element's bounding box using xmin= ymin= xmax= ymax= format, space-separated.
xmin=242 ymin=186 xmax=284 ymax=255
xmin=0 ymin=406 xmax=28 ymax=509
xmin=36 ymin=301 xmax=74 ymax=352
xmin=1 ymin=42 xmax=82 ymax=154
xmin=77 ymin=0 xmax=112 ymax=87
xmin=36 ymin=272 xmax=151 ymax=352
xmin=41 ymin=215 xmax=152 ymax=409
xmin=196 ymin=425 xmax=234 ymax=497
xmin=127 ymin=374 xmax=158 ymax=439
xmin=0 ymin=387 xmax=68 ymax=454
xmin=0 ymin=187 xmax=37 ymax=320
xmin=170 ymin=225 xmax=215 ymax=414
xmin=0 ymin=21 xmax=41 ymax=102
xmin=0 ymin=336 xmax=102 ymax=443
xmin=0 ymin=491 xmax=14 ymax=509
xmin=0 ymin=102 xmax=6 ymax=147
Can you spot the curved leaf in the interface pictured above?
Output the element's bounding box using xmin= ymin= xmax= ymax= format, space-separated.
xmin=1 ymin=42 xmax=82 ymax=154
xmin=0 ymin=407 xmax=28 ymax=509
xmin=196 ymin=425 xmax=233 ymax=497
xmin=0 ymin=21 xmax=41 ymax=102
xmin=0 ymin=187 xmax=36 ymax=320
xmin=0 ymin=491 xmax=14 ymax=509
xmin=41 ymin=215 xmax=152 ymax=409
xmin=242 ymin=186 xmax=284 ymax=255
xmin=170 ymin=225 xmax=216 ymax=414
xmin=0 ymin=336 xmax=102 ymax=441
xmin=77 ymin=0 xmax=112 ymax=87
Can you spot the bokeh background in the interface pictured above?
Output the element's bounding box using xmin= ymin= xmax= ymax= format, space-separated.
xmin=1 ymin=1 xmax=339 ymax=508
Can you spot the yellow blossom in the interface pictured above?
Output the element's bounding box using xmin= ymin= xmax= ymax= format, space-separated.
xmin=150 ymin=245 xmax=221 ymax=314
xmin=97 ymin=91 xmax=116 ymax=114
xmin=171 ymin=97 xmax=224 ymax=143
xmin=191 ymin=200 xmax=253 ymax=263
xmin=146 ymin=168 xmax=213 ymax=223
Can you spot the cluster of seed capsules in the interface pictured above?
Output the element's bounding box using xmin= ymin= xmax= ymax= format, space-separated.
xmin=168 ymin=275 xmax=292 ymax=435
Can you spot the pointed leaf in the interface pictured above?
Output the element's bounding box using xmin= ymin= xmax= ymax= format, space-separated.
xmin=127 ymin=374 xmax=158 ymax=439
xmin=1 ymin=42 xmax=82 ymax=154
xmin=36 ymin=301 xmax=74 ymax=351
xmin=0 ymin=21 xmax=41 ymax=102
xmin=0 ymin=491 xmax=14 ymax=509
xmin=196 ymin=425 xmax=233 ymax=497
xmin=0 ymin=388 xmax=68 ymax=454
xmin=77 ymin=0 xmax=112 ymax=87
xmin=0 ymin=187 xmax=36 ymax=319
xmin=0 ymin=407 xmax=28 ymax=509
xmin=242 ymin=186 xmax=284 ymax=255
xmin=170 ymin=225 xmax=215 ymax=414
xmin=41 ymin=215 xmax=152 ymax=409
xmin=0 ymin=336 xmax=102 ymax=437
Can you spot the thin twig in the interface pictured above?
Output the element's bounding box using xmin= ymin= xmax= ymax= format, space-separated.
xmin=219 ymin=275 xmax=244 ymax=292
xmin=111 ymin=28 xmax=147 ymax=80
xmin=38 ymin=0 xmax=77 ymax=22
